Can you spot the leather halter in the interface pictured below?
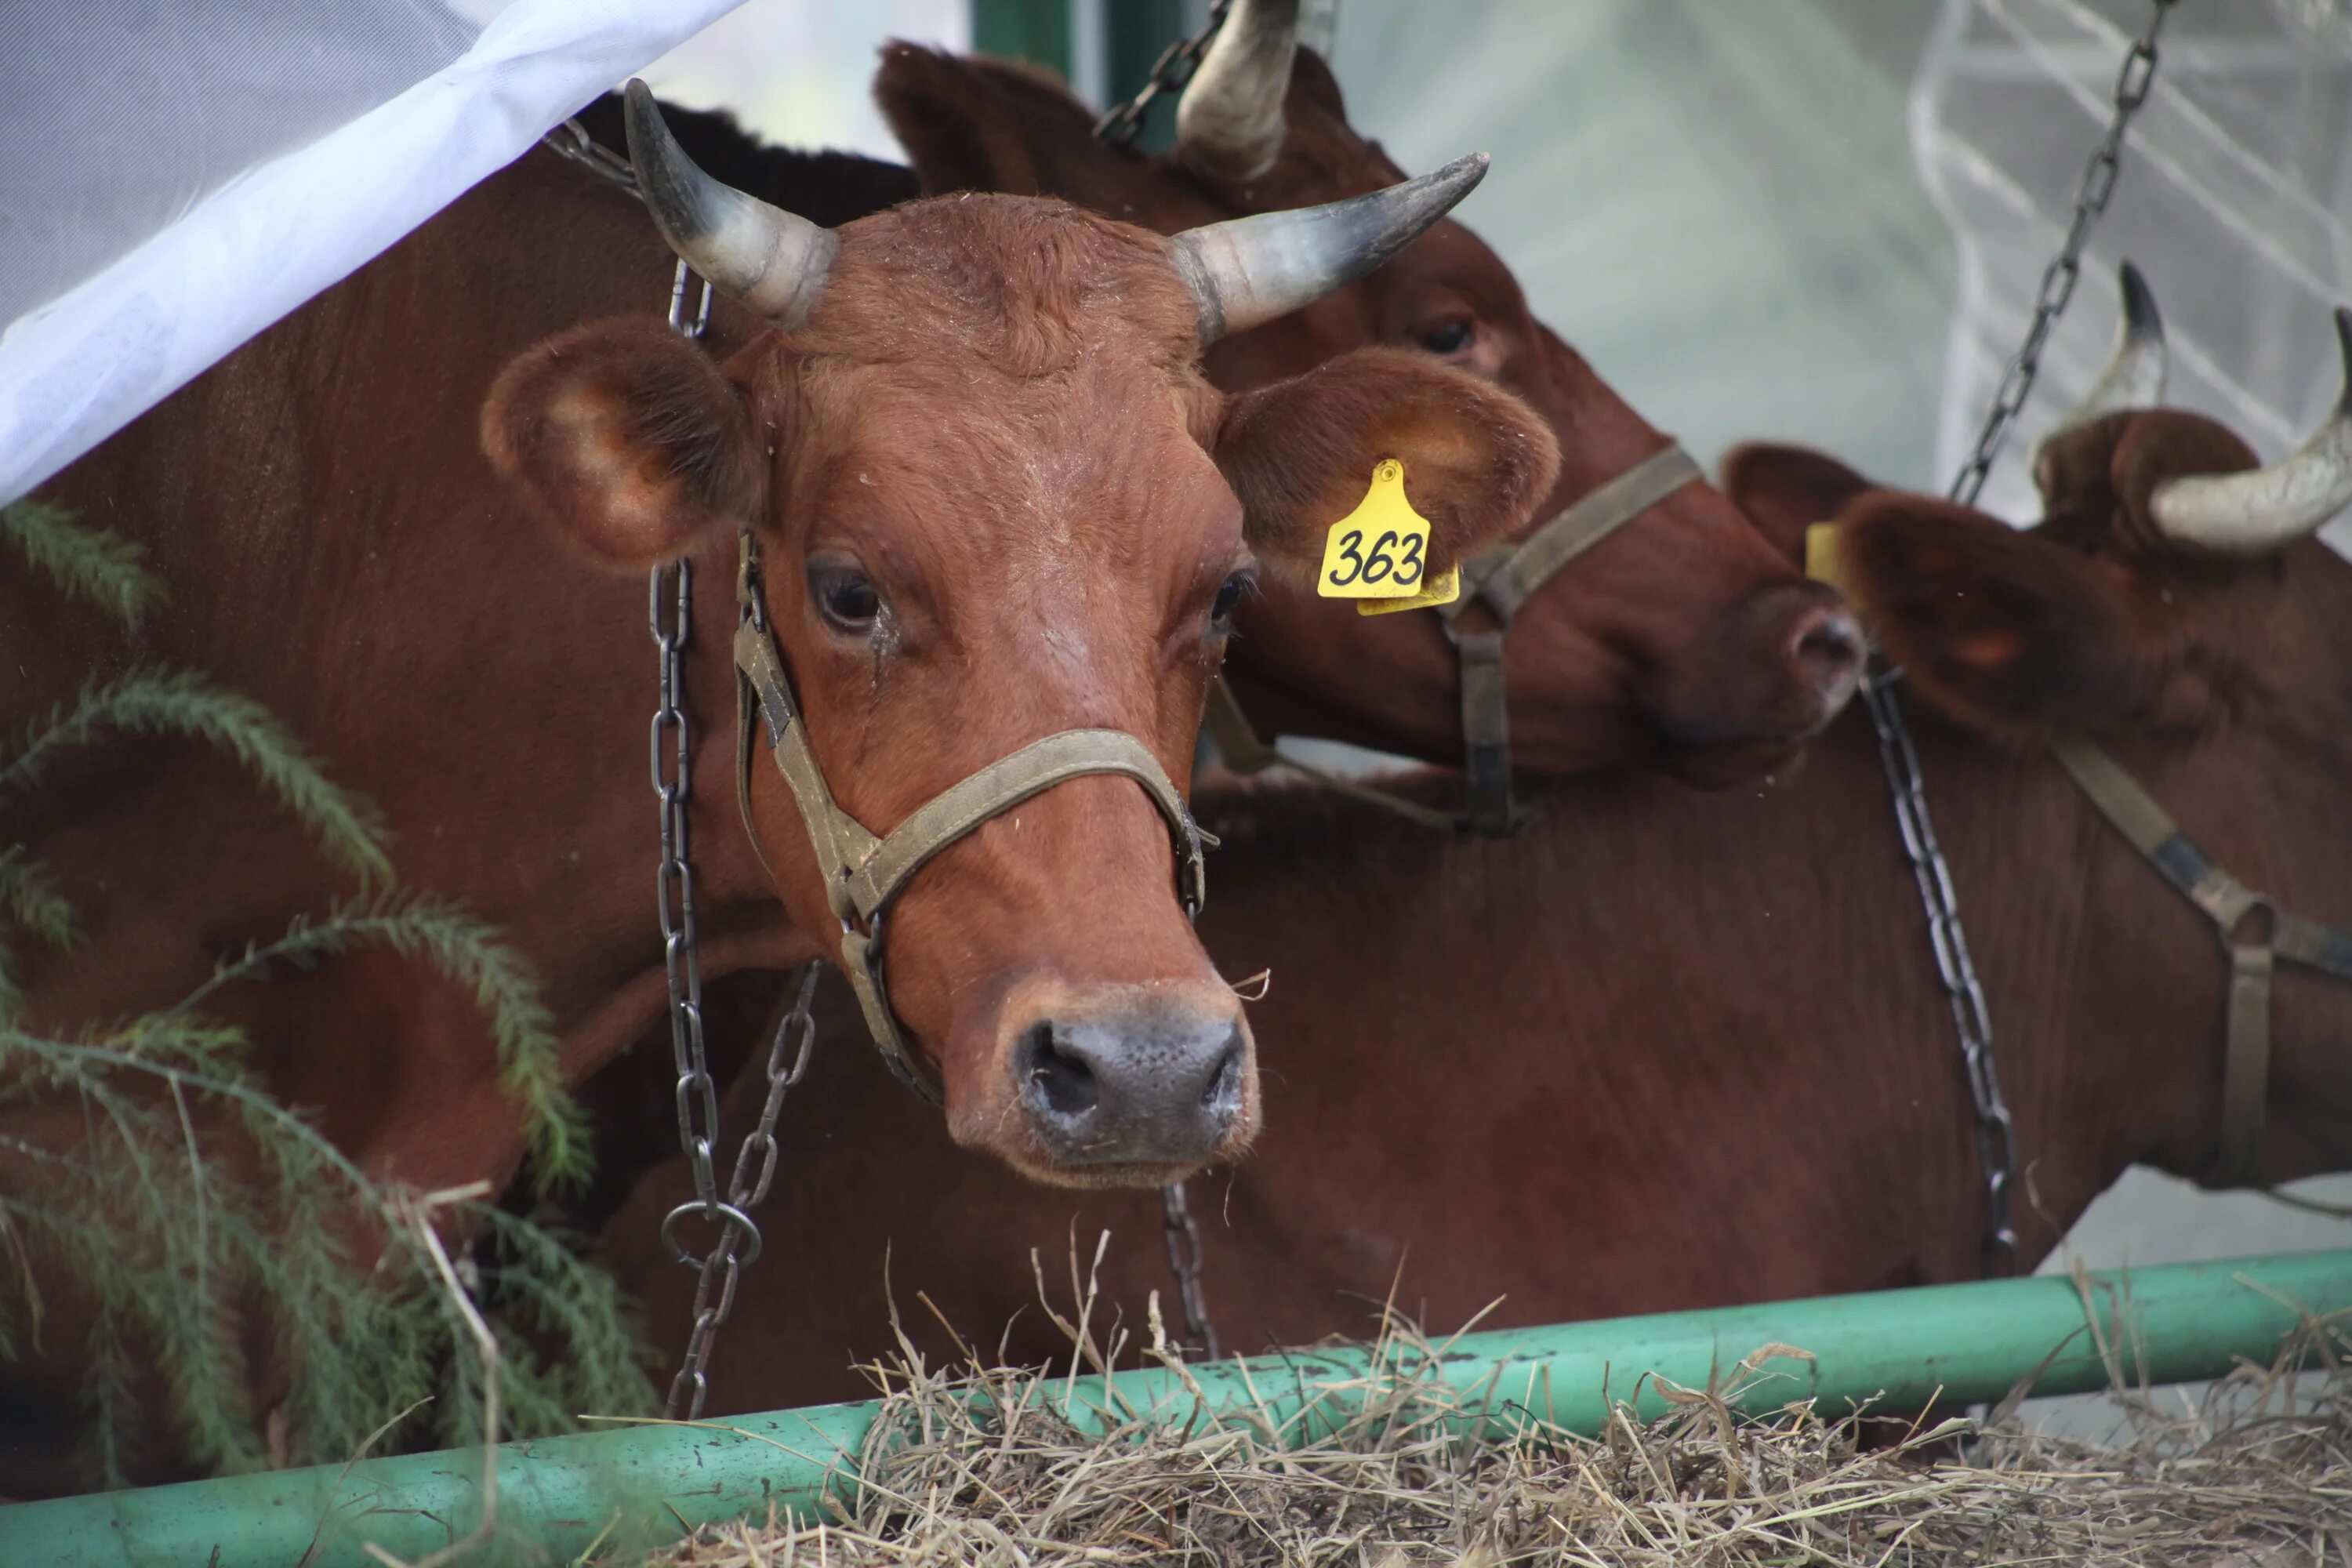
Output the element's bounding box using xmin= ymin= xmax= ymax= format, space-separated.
xmin=731 ymin=538 xmax=1208 ymax=1104
xmin=1204 ymin=442 xmax=1704 ymax=836
xmin=2050 ymin=735 xmax=2352 ymax=1188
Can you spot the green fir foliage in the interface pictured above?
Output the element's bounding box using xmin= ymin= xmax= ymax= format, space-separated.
xmin=1 ymin=504 xmax=653 ymax=1487
xmin=2 ymin=666 xmax=397 ymax=891
xmin=0 ymin=498 xmax=169 ymax=629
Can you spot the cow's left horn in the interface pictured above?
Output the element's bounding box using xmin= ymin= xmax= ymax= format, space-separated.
xmin=2032 ymin=260 xmax=2167 ymax=491
xmin=1171 ymin=153 xmax=1488 ymax=344
xmin=1174 ymin=0 xmax=1301 ymax=183
xmin=624 ymin=79 xmax=839 ymax=330
xmin=2149 ymin=307 xmax=2352 ymax=554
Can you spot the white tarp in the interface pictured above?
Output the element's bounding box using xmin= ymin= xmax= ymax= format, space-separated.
xmin=0 ymin=0 xmax=742 ymax=507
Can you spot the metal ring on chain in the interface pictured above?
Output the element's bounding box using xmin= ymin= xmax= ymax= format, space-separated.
xmin=660 ymin=1199 xmax=765 ymax=1270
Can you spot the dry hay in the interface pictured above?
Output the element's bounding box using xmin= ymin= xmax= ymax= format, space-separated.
xmin=633 ymin=1297 xmax=2352 ymax=1568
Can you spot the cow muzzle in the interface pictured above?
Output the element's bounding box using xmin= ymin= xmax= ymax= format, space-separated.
xmin=1002 ymin=982 xmax=1257 ymax=1182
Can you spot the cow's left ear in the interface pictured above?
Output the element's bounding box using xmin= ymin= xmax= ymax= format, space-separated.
xmin=1835 ymin=492 xmax=2151 ymax=744
xmin=1212 ymin=347 xmax=1559 ymax=583
xmin=1721 ymin=442 xmax=1878 ymax=565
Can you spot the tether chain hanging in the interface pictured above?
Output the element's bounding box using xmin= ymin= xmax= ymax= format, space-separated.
xmin=545 ymin=118 xmax=833 ymax=1419
xmin=1092 ymin=4 xmax=1241 ymax=1362
xmin=1864 ymin=0 xmax=2178 ymax=1277
xmin=1094 ymin=1 xmax=1234 ymax=148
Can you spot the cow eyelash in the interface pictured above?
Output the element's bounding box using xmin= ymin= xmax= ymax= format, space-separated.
xmin=1210 ymin=571 xmax=1255 ymax=630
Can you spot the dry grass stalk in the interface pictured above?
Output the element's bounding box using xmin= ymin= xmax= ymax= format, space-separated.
xmin=623 ymin=1282 xmax=2352 ymax=1568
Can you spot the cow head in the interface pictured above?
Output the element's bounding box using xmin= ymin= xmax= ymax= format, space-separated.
xmin=875 ymin=3 xmax=1861 ymax=786
xmin=1730 ymin=276 xmax=2352 ymax=751
xmin=484 ymin=84 xmax=1552 ymax=1186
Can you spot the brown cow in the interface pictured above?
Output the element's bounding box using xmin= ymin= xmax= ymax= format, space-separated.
xmin=0 ymin=87 xmax=1552 ymax=1489
xmin=872 ymin=6 xmax=1864 ymax=786
xmin=598 ymin=289 xmax=2352 ymax=1417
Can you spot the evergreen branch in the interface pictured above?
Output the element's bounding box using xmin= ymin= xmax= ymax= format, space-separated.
xmin=174 ymin=898 xmax=590 ymax=1194
xmin=0 ymin=499 xmax=168 ymax=630
xmin=0 ymin=849 xmax=76 ymax=1025
xmin=0 ymin=668 xmax=394 ymax=890
xmin=0 ymin=849 xmax=74 ymax=950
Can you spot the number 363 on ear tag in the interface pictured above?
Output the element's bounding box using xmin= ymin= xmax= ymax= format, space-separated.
xmin=1317 ymin=458 xmax=1439 ymax=601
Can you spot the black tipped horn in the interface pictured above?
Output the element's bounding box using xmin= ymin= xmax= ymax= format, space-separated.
xmin=1174 ymin=0 xmax=1301 ymax=183
xmin=2150 ymin=306 xmax=2352 ymax=554
xmin=1171 ymin=152 xmax=1488 ymax=344
xmin=624 ymin=79 xmax=838 ymax=328
xmin=2032 ymin=260 xmax=2168 ymax=488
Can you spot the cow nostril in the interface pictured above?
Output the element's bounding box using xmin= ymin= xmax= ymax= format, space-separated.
xmin=1202 ymin=1028 xmax=1244 ymax=1114
xmin=1794 ymin=611 xmax=1864 ymax=688
xmin=1018 ymin=1022 xmax=1098 ymax=1118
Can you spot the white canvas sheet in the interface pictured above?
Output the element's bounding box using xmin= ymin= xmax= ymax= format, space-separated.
xmin=0 ymin=0 xmax=741 ymax=507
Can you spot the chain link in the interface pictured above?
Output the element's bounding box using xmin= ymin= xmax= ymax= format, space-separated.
xmin=1092 ymin=0 xmax=1235 ymax=149
xmin=1945 ymin=0 xmax=2179 ymax=508
xmin=1866 ymin=0 xmax=2176 ymax=1276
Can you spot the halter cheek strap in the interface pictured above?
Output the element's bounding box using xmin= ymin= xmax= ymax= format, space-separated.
xmin=732 ymin=611 xmax=1207 ymax=1105
xmin=2050 ymin=734 xmax=2352 ymax=1188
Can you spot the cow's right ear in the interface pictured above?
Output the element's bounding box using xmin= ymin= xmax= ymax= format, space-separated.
xmin=1213 ymin=347 xmax=1559 ymax=585
xmin=482 ymin=317 xmax=762 ymax=570
xmin=1720 ymin=442 xmax=1878 ymax=566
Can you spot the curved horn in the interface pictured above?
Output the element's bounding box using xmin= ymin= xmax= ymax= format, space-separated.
xmin=623 ymin=79 xmax=839 ymax=329
xmin=2150 ymin=307 xmax=2352 ymax=554
xmin=2031 ymin=260 xmax=2167 ymax=485
xmin=1171 ymin=153 xmax=1488 ymax=343
xmin=1174 ymin=0 xmax=1301 ymax=183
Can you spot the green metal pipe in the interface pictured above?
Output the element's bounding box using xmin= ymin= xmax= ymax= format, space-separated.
xmin=6 ymin=1249 xmax=2346 ymax=1566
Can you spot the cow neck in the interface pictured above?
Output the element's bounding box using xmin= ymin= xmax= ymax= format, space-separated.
xmin=727 ymin=533 xmax=1210 ymax=1104
xmin=1203 ymin=442 xmax=1702 ymax=837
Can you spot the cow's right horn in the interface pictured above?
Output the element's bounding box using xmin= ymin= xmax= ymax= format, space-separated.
xmin=1174 ymin=0 xmax=1301 ymax=183
xmin=1171 ymin=153 xmax=1488 ymax=344
xmin=2149 ymin=307 xmax=2352 ymax=554
xmin=624 ymin=79 xmax=839 ymax=330
xmin=2031 ymin=260 xmax=2168 ymax=492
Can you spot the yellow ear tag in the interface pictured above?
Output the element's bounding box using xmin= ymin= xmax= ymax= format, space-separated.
xmin=1317 ymin=458 xmax=1434 ymax=600
xmin=1358 ymin=561 xmax=1461 ymax=616
xmin=1804 ymin=522 xmax=1850 ymax=596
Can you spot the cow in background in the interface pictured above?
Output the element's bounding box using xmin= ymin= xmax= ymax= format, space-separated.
xmin=873 ymin=1 xmax=1864 ymax=786
xmin=598 ymin=285 xmax=2352 ymax=1417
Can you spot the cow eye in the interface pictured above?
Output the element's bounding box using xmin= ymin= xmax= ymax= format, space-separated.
xmin=1417 ymin=318 xmax=1475 ymax=357
xmin=808 ymin=562 xmax=881 ymax=634
xmin=1210 ymin=571 xmax=1253 ymax=629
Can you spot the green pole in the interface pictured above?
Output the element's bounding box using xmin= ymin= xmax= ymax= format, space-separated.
xmin=6 ymin=1250 xmax=2346 ymax=1566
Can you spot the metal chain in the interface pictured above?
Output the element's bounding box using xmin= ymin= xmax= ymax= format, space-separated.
xmin=1867 ymin=0 xmax=2177 ymax=1276
xmin=1159 ymin=1180 xmax=1221 ymax=1361
xmin=1093 ymin=0 xmax=1234 ymax=149
xmin=1946 ymin=0 xmax=2179 ymax=508
xmin=1860 ymin=672 xmax=2018 ymax=1275
xmin=543 ymin=107 xmax=788 ymax=1415
xmin=661 ymin=965 xmax=822 ymax=1417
